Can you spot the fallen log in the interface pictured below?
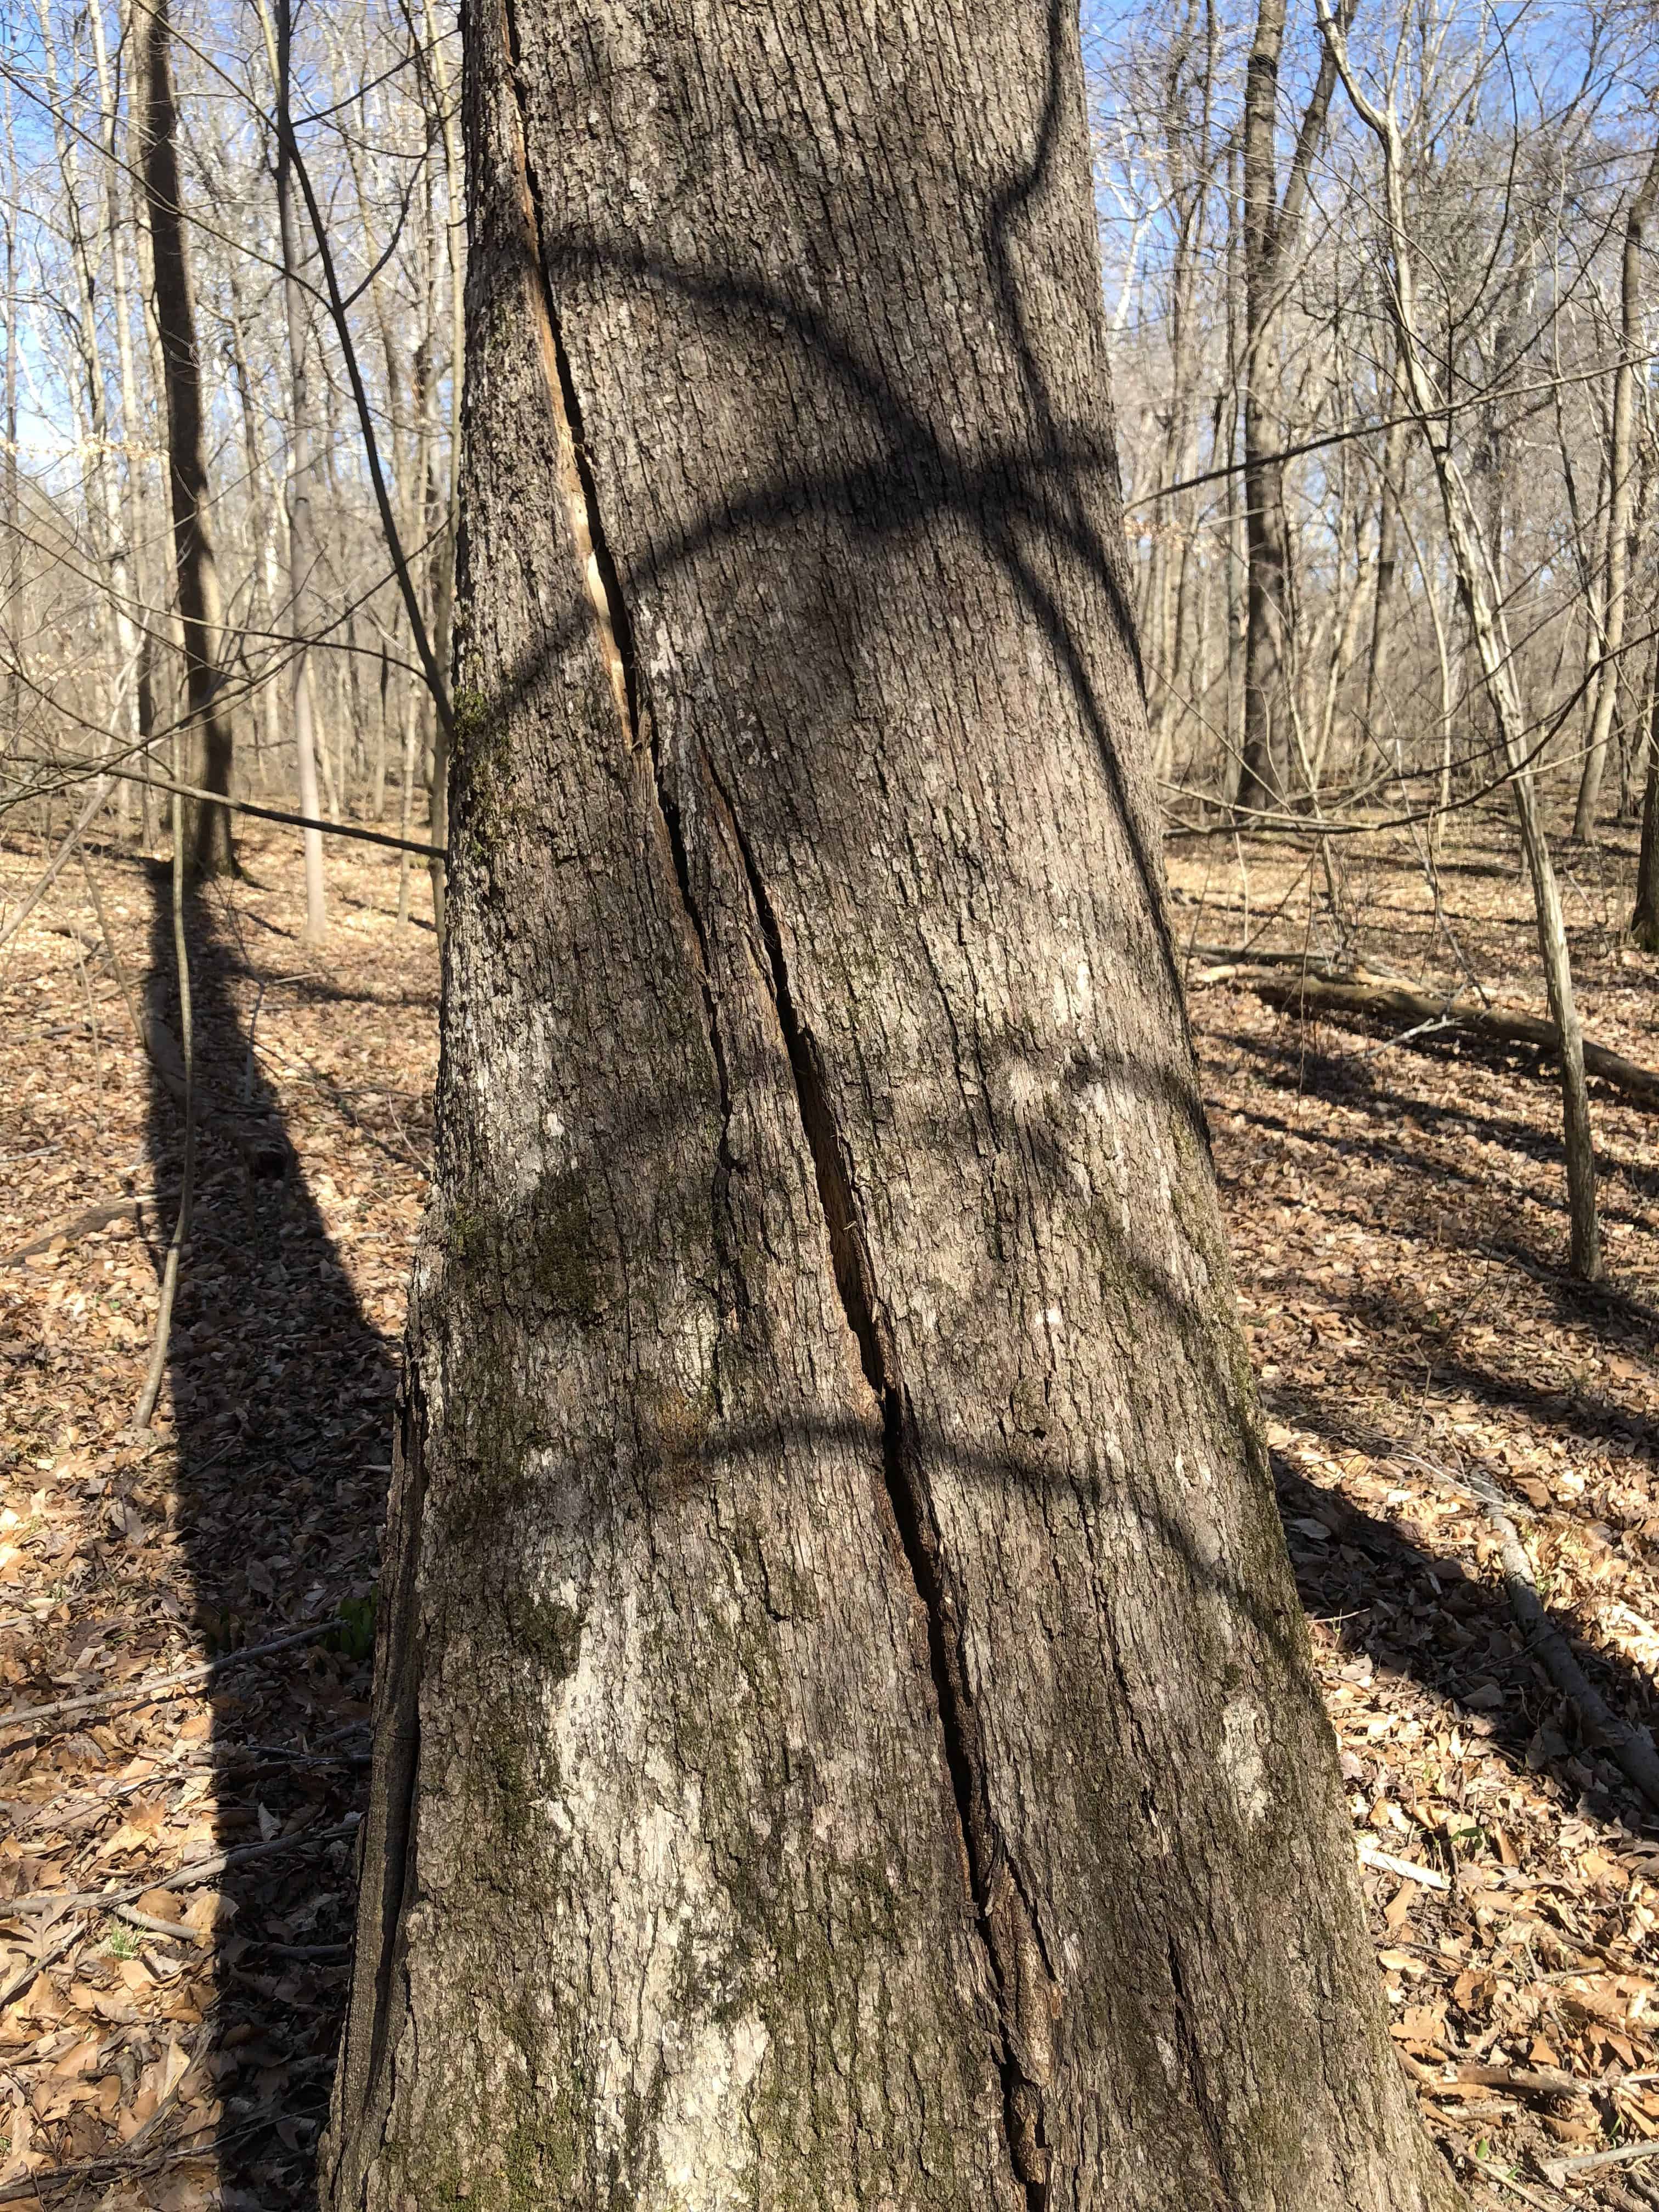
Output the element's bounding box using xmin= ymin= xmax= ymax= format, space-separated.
xmin=1250 ymin=972 xmax=1659 ymax=1110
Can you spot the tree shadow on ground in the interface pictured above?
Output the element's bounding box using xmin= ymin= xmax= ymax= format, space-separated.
xmin=141 ymin=862 xmax=393 ymax=2208
xmin=1272 ymin=1452 xmax=1659 ymax=1848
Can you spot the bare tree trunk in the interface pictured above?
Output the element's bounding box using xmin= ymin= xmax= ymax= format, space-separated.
xmin=420 ymin=0 xmax=462 ymax=938
xmin=36 ymin=1 xmax=143 ymax=803
xmin=263 ymin=0 xmax=328 ymax=938
xmin=1234 ymin=0 xmax=1343 ymax=815
xmin=1573 ymin=140 xmax=1659 ymax=841
xmin=1634 ymin=640 xmax=1659 ymax=950
xmin=1318 ymin=0 xmax=1600 ymax=1281
xmin=322 ymin=6 xmax=1460 ymax=2208
xmin=135 ymin=0 xmax=235 ymax=875
xmin=1 ymin=154 xmax=18 ymax=757
xmin=1365 ymin=368 xmax=1407 ymax=737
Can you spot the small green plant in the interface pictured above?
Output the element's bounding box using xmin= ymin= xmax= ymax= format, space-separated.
xmin=103 ymin=1920 xmax=142 ymax=1960
xmin=329 ymin=1589 xmax=379 ymax=1662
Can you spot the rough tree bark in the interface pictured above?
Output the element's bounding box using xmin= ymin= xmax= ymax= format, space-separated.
xmin=135 ymin=0 xmax=235 ymax=876
xmin=323 ymin=5 xmax=1459 ymax=2208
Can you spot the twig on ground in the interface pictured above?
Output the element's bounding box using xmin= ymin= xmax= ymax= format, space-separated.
xmin=1482 ymin=1503 xmax=1659 ymax=1815
xmin=0 ymin=1195 xmax=156 ymax=1269
xmin=0 ymin=1620 xmax=335 ymax=1736
xmin=0 ymin=1917 xmax=85 ymax=2011
xmin=5 ymin=1818 xmax=358 ymax=1918
xmin=0 ymin=2119 xmax=262 ymax=2204
xmin=1356 ymin=1837 xmax=1451 ymax=1889
xmin=1543 ymin=2139 xmax=1659 ymax=2187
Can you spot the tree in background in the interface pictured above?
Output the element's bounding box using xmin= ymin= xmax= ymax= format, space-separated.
xmin=136 ymin=0 xmax=235 ymax=874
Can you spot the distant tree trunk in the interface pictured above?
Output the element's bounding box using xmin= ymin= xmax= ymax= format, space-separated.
xmin=269 ymin=0 xmax=328 ymax=938
xmin=136 ymin=0 xmax=235 ymax=875
xmin=1 ymin=177 xmax=18 ymax=754
xmin=322 ymin=7 xmax=1459 ymax=2209
xmin=1574 ymin=141 xmax=1659 ymax=841
xmin=1319 ymin=0 xmax=1600 ymax=1282
xmin=1634 ymin=643 xmax=1659 ymax=951
xmin=1235 ymin=0 xmax=1342 ymax=815
xmin=1365 ymin=363 xmax=1407 ymax=737
xmin=36 ymin=0 xmax=142 ymax=804
xmin=420 ymin=0 xmax=463 ymax=939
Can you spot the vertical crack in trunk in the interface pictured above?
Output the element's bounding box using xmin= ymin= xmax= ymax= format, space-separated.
xmin=705 ymin=763 xmax=1059 ymax=2211
xmin=1166 ymin=1933 xmax=1232 ymax=2202
xmin=499 ymin=1 xmax=737 ymax=1253
xmin=334 ymin=1351 xmax=428 ymax=2172
xmin=502 ymin=16 xmax=1052 ymax=2195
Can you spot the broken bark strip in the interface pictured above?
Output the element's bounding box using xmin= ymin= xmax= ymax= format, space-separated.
xmin=1251 ymin=972 xmax=1659 ymax=1109
xmin=1481 ymin=1504 xmax=1659 ymax=1818
xmin=723 ymin=780 xmax=1057 ymax=2204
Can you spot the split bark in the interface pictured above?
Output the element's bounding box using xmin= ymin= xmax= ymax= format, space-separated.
xmin=323 ymin=6 xmax=1459 ymax=2208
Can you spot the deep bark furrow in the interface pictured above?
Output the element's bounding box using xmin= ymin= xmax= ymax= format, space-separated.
xmin=1166 ymin=1934 xmax=1231 ymax=2205
xmin=713 ymin=774 xmax=1054 ymax=2208
xmin=499 ymin=4 xmax=739 ymax=1218
xmin=362 ymin=1384 xmax=427 ymax=2097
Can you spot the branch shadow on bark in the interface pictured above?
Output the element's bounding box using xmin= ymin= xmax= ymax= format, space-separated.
xmin=464 ymin=0 xmax=1174 ymax=1009
xmin=139 ymin=861 xmax=396 ymax=2208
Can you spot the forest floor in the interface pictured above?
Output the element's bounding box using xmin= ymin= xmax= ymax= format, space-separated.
xmin=0 ymin=808 xmax=1655 ymax=2210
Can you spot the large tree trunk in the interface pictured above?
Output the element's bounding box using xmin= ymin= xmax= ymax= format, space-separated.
xmin=136 ymin=0 xmax=236 ymax=876
xmin=323 ymin=6 xmax=1458 ymax=2208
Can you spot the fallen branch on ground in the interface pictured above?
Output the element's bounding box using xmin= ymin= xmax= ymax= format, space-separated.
xmin=0 ymin=1620 xmax=335 ymax=1737
xmin=3 ymin=1818 xmax=358 ymax=1918
xmin=0 ymin=1196 xmax=155 ymax=1269
xmin=1250 ymin=972 xmax=1659 ymax=1109
xmin=1483 ymin=1503 xmax=1659 ymax=1815
xmin=1543 ymin=2138 xmax=1659 ymax=2187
